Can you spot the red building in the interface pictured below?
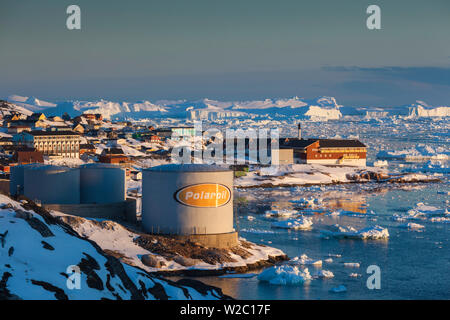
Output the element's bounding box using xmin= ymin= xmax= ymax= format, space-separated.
xmin=99 ymin=148 xmax=131 ymax=166
xmin=12 ymin=147 xmax=44 ymax=164
xmin=147 ymin=135 xmax=161 ymax=143
xmin=280 ymin=138 xmax=367 ymax=166
xmin=79 ymin=143 xmax=96 ymax=155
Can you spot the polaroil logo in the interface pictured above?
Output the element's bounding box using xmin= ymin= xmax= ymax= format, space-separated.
xmin=175 ymin=183 xmax=231 ymax=208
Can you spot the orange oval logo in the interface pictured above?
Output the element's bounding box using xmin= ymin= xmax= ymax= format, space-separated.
xmin=175 ymin=183 xmax=231 ymax=208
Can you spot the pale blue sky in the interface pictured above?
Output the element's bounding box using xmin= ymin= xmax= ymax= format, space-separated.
xmin=0 ymin=0 xmax=449 ymax=106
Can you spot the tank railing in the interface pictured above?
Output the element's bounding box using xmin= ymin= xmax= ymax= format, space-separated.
xmin=146 ymin=225 xmax=209 ymax=235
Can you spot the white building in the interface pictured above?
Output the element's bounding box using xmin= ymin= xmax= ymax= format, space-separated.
xmin=13 ymin=131 xmax=81 ymax=158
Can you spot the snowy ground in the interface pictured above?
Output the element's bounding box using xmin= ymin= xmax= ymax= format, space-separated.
xmin=48 ymin=210 xmax=286 ymax=274
xmin=234 ymin=164 xmax=440 ymax=188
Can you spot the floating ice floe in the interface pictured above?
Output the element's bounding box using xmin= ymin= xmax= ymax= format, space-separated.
xmin=344 ymin=262 xmax=361 ymax=268
xmin=257 ymin=265 xmax=312 ymax=285
xmin=312 ymin=269 xmax=334 ymax=279
xmin=324 ymin=209 xmax=374 ymax=218
xmin=415 ymin=160 xmax=450 ymax=174
xmin=288 ymin=254 xmax=322 ymax=266
xmin=349 ymin=273 xmax=361 ymax=278
xmin=377 ymin=144 xmax=449 ymax=161
xmin=320 ymin=225 xmax=389 ymax=240
xmin=373 ymin=160 xmax=388 ymax=167
xmin=271 ymin=217 xmax=313 ymax=230
xmin=324 ymin=258 xmax=333 ymax=263
xmin=392 ymin=203 xmax=448 ymax=222
xmin=397 ymin=222 xmax=425 ymax=231
xmin=240 ymin=228 xmax=277 ymax=234
xmin=290 ymin=197 xmax=322 ymax=207
xmin=324 ymin=210 xmax=342 ymax=217
xmin=430 ymin=217 xmax=450 ymax=223
xmin=330 ymin=285 xmax=347 ymax=293
xmin=265 ymin=209 xmax=298 ymax=217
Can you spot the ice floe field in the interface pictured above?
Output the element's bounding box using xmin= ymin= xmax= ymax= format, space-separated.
xmin=187 ymin=181 xmax=448 ymax=299
xmin=178 ymin=117 xmax=449 ymax=300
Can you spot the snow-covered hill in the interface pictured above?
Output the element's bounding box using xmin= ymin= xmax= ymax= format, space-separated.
xmin=6 ymin=95 xmax=169 ymax=119
xmin=0 ymin=195 xmax=229 ymax=300
xmin=6 ymin=95 xmax=56 ymax=113
xmin=0 ymin=99 xmax=33 ymax=117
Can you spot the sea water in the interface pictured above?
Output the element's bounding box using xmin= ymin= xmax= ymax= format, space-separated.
xmin=194 ymin=181 xmax=449 ymax=299
xmin=184 ymin=117 xmax=449 ymax=299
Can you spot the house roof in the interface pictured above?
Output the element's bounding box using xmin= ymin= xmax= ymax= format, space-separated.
xmin=280 ymin=139 xmax=317 ymax=148
xmin=102 ymin=147 xmax=125 ymax=155
xmin=27 ymin=130 xmax=80 ymax=137
xmin=10 ymin=120 xmax=40 ymax=124
xmin=9 ymin=125 xmax=32 ymax=128
xmin=80 ymin=144 xmax=96 ymax=149
xmin=318 ymin=139 xmax=366 ymax=148
xmin=281 ymin=138 xmax=366 ymax=149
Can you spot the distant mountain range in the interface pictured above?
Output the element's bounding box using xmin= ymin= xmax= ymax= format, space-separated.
xmin=4 ymin=94 xmax=450 ymax=120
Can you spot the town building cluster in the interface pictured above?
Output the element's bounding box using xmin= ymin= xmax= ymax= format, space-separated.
xmin=0 ymin=100 xmax=368 ymax=178
xmin=0 ymin=102 xmax=195 ymax=177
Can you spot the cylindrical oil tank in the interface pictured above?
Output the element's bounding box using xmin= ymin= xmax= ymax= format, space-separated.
xmin=23 ymin=165 xmax=80 ymax=204
xmin=142 ymin=164 xmax=234 ymax=235
xmin=9 ymin=163 xmax=45 ymax=196
xmin=79 ymin=163 xmax=125 ymax=204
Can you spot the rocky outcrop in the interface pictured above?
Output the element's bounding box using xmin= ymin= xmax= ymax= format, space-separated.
xmin=0 ymin=195 xmax=231 ymax=300
xmin=141 ymin=254 xmax=166 ymax=268
xmin=346 ymin=171 xmax=390 ymax=182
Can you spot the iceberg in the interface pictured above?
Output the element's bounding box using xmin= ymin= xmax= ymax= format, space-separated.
xmin=377 ymin=144 xmax=449 ymax=161
xmin=265 ymin=209 xmax=298 ymax=218
xmin=271 ymin=217 xmax=313 ymax=230
xmin=257 ymin=265 xmax=312 ymax=285
xmin=397 ymin=222 xmax=425 ymax=231
xmin=393 ymin=203 xmax=447 ymax=221
xmin=288 ymin=254 xmax=322 ymax=266
xmin=407 ymin=103 xmax=450 ymax=118
xmin=321 ymin=225 xmax=389 ymax=240
xmin=290 ymin=197 xmax=322 ymax=207
xmin=312 ymin=269 xmax=334 ymax=279
xmin=344 ymin=262 xmax=361 ymax=268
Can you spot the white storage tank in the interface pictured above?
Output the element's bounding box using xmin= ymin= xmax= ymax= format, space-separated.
xmin=80 ymin=163 xmax=125 ymax=204
xmin=10 ymin=163 xmax=45 ymax=196
xmin=23 ymin=165 xmax=80 ymax=204
xmin=142 ymin=164 xmax=234 ymax=235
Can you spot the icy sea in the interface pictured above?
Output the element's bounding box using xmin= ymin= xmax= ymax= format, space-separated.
xmin=189 ymin=118 xmax=449 ymax=299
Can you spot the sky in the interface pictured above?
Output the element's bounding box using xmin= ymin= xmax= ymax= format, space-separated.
xmin=0 ymin=0 xmax=449 ymax=106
